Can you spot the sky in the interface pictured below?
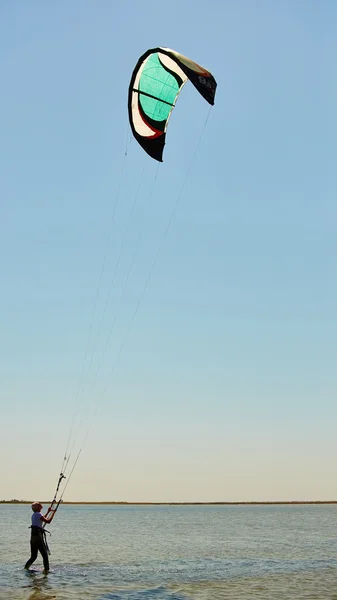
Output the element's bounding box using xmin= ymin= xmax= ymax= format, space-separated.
xmin=0 ymin=0 xmax=336 ymax=503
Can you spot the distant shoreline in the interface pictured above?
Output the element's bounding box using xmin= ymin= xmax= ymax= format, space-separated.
xmin=1 ymin=500 xmax=336 ymax=505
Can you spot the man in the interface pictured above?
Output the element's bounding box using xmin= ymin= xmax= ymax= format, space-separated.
xmin=24 ymin=502 xmax=56 ymax=573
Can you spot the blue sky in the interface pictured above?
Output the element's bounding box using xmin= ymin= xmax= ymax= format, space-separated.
xmin=0 ymin=0 xmax=336 ymax=502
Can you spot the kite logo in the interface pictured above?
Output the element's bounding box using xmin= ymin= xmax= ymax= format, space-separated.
xmin=198 ymin=76 xmax=215 ymax=90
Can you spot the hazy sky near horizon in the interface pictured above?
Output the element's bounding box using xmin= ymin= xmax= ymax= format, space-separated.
xmin=0 ymin=0 xmax=336 ymax=503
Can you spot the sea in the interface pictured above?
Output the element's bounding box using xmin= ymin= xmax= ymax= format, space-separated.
xmin=0 ymin=503 xmax=336 ymax=599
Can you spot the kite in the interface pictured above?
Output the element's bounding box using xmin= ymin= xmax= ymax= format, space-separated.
xmin=128 ymin=47 xmax=217 ymax=162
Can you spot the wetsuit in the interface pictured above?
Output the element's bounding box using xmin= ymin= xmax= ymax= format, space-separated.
xmin=24 ymin=512 xmax=49 ymax=571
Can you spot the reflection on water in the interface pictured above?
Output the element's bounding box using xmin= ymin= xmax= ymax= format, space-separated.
xmin=24 ymin=570 xmax=57 ymax=600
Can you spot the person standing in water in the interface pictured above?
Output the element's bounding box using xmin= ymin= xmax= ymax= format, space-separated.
xmin=24 ymin=502 xmax=56 ymax=572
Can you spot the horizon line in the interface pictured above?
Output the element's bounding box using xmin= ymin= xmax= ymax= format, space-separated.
xmin=1 ymin=500 xmax=336 ymax=505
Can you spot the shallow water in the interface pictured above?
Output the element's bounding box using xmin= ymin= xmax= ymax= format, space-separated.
xmin=1 ymin=504 xmax=336 ymax=599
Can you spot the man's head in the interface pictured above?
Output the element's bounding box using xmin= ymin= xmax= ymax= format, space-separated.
xmin=31 ymin=502 xmax=42 ymax=512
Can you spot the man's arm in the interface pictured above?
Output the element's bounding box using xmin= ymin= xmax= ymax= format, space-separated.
xmin=41 ymin=509 xmax=56 ymax=524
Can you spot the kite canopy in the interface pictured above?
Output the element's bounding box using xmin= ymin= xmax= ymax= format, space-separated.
xmin=128 ymin=47 xmax=217 ymax=162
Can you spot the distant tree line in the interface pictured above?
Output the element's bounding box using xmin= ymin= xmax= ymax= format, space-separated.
xmin=1 ymin=499 xmax=336 ymax=505
xmin=0 ymin=499 xmax=31 ymax=503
